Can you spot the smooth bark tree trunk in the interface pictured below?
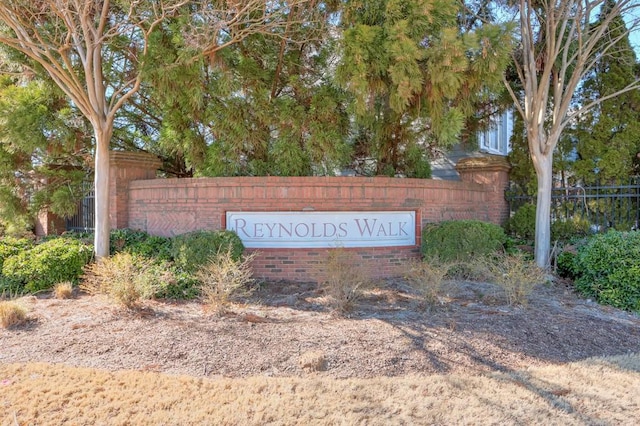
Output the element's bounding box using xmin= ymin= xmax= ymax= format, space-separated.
xmin=533 ymin=152 xmax=553 ymax=268
xmin=93 ymin=127 xmax=112 ymax=259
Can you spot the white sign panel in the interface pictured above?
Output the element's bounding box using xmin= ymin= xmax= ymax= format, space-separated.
xmin=226 ymin=211 xmax=416 ymax=248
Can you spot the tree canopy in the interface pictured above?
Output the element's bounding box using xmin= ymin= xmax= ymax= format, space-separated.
xmin=0 ymin=1 xmax=531 ymax=245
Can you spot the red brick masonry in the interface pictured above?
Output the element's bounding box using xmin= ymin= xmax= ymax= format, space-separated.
xmin=117 ymin=155 xmax=509 ymax=281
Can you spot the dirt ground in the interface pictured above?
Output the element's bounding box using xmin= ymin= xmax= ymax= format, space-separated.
xmin=2 ymin=278 xmax=640 ymax=380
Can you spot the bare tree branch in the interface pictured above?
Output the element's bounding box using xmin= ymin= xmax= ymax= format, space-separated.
xmin=503 ymin=0 xmax=640 ymax=267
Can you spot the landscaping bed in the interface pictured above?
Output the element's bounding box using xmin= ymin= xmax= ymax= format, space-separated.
xmin=2 ymin=278 xmax=639 ymax=379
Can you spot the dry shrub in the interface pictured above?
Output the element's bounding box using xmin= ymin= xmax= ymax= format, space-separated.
xmin=0 ymin=301 xmax=26 ymax=328
xmin=197 ymin=250 xmax=256 ymax=315
xmin=320 ymin=248 xmax=371 ymax=314
xmin=404 ymin=258 xmax=453 ymax=307
xmin=481 ymin=253 xmax=546 ymax=306
xmin=298 ymin=351 xmax=327 ymax=373
xmin=53 ymin=281 xmax=74 ymax=299
xmin=81 ymin=253 xmax=169 ymax=309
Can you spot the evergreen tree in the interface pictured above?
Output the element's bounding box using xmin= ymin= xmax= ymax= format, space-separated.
xmin=0 ymin=52 xmax=91 ymax=233
xmin=573 ymin=0 xmax=640 ymax=184
xmin=143 ymin=3 xmax=350 ymax=177
xmin=337 ymin=0 xmax=513 ymax=176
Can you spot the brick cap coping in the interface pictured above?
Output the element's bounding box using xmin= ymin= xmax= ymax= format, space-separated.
xmin=109 ymin=151 xmax=162 ymax=169
xmin=129 ymin=176 xmax=487 ymax=190
xmin=455 ymin=155 xmax=511 ymax=173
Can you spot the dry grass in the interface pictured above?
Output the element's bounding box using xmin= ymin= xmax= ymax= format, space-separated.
xmin=1 ymin=355 xmax=638 ymax=425
xmin=298 ymin=351 xmax=327 ymax=373
xmin=320 ymin=248 xmax=372 ymax=314
xmin=478 ymin=253 xmax=547 ymax=306
xmin=404 ymin=258 xmax=453 ymax=307
xmin=81 ymin=253 xmax=168 ymax=309
xmin=52 ymin=281 xmax=74 ymax=299
xmin=0 ymin=301 xmax=26 ymax=329
xmin=197 ymin=250 xmax=256 ymax=315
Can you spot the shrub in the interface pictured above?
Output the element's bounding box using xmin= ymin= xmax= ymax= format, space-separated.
xmin=171 ymin=230 xmax=244 ymax=273
xmin=505 ymin=203 xmax=536 ymax=240
xmin=555 ymin=250 xmax=578 ymax=280
xmin=0 ymin=275 xmax=24 ymax=298
xmin=551 ymin=217 xmax=590 ymax=242
xmin=298 ymin=351 xmax=327 ymax=372
xmin=154 ymin=269 xmax=201 ymax=300
xmin=110 ymin=229 xmax=172 ymax=262
xmin=0 ymin=236 xmax=33 ymax=271
xmin=53 ymin=281 xmax=74 ymax=299
xmin=2 ymin=238 xmax=93 ymax=293
xmin=421 ymin=220 xmax=506 ymax=262
xmin=506 ymin=204 xmax=590 ymax=243
xmin=82 ymin=253 xmax=173 ymax=309
xmin=197 ymin=249 xmax=256 ymax=315
xmin=481 ymin=253 xmax=546 ymax=306
xmin=319 ymin=248 xmax=371 ymax=314
xmin=574 ymin=230 xmax=640 ymax=312
xmin=0 ymin=300 xmax=26 ymax=328
xmin=404 ymin=258 xmax=453 ymax=307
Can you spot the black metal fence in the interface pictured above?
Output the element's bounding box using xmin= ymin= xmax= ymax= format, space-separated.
xmin=65 ymin=182 xmax=95 ymax=232
xmin=505 ymin=178 xmax=640 ymax=231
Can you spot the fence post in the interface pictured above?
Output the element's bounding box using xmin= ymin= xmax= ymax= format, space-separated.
xmin=455 ymin=155 xmax=511 ymax=225
xmin=109 ymin=151 xmax=162 ymax=230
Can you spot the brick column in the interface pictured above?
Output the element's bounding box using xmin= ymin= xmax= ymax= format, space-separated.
xmin=109 ymin=151 xmax=161 ymax=230
xmin=456 ymin=155 xmax=511 ymax=225
xmin=35 ymin=210 xmax=66 ymax=237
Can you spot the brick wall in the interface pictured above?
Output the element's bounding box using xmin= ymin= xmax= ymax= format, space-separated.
xmin=124 ymin=158 xmax=510 ymax=281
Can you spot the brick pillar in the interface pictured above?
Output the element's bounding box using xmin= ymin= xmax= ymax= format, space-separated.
xmin=456 ymin=155 xmax=511 ymax=225
xmin=35 ymin=210 xmax=66 ymax=237
xmin=109 ymin=151 xmax=161 ymax=230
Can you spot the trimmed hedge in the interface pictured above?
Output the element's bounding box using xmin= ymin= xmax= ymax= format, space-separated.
xmin=2 ymin=238 xmax=93 ymax=293
xmin=0 ymin=237 xmax=33 ymax=271
xmin=574 ymin=230 xmax=640 ymax=312
xmin=110 ymin=229 xmax=172 ymax=261
xmin=421 ymin=220 xmax=506 ymax=262
xmin=170 ymin=230 xmax=244 ymax=273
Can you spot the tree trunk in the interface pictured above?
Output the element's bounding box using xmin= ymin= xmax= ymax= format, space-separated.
xmin=93 ymin=127 xmax=112 ymax=259
xmin=533 ymin=152 xmax=553 ymax=268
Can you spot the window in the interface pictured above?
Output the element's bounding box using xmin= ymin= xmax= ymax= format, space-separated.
xmin=478 ymin=110 xmax=512 ymax=156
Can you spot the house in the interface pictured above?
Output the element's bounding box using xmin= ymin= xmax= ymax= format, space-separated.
xmin=431 ymin=110 xmax=513 ymax=180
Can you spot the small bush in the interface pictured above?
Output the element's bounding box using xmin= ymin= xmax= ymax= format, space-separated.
xmin=422 ymin=220 xmax=506 ymax=262
xmin=0 ymin=236 xmax=33 ymax=271
xmin=0 ymin=275 xmax=24 ymax=299
xmin=81 ymin=253 xmax=173 ymax=309
xmin=505 ymin=204 xmax=536 ymax=240
xmin=0 ymin=301 xmax=26 ymax=328
xmin=551 ymin=217 xmax=590 ymax=242
xmin=171 ymin=230 xmax=244 ymax=273
xmin=320 ymin=248 xmax=371 ymax=314
xmin=110 ymin=229 xmax=172 ymax=262
xmin=481 ymin=253 xmax=546 ymax=306
xmin=53 ymin=281 xmax=74 ymax=299
xmin=2 ymin=238 xmax=93 ymax=293
xmin=155 ymin=269 xmax=201 ymax=300
xmin=404 ymin=258 xmax=453 ymax=307
xmin=298 ymin=351 xmax=327 ymax=373
xmin=575 ymin=230 xmax=640 ymax=312
xmin=197 ymin=249 xmax=256 ymax=315
xmin=555 ymin=250 xmax=578 ymax=280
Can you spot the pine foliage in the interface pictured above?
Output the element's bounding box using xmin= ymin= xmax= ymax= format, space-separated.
xmin=337 ymin=0 xmax=513 ymax=176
